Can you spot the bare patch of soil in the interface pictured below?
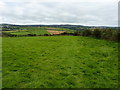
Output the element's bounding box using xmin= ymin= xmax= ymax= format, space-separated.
xmin=47 ymin=30 xmax=65 ymax=35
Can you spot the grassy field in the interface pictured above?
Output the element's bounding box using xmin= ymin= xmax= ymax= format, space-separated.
xmin=2 ymin=27 xmax=75 ymax=36
xmin=10 ymin=30 xmax=50 ymax=35
xmin=2 ymin=36 xmax=118 ymax=88
xmin=3 ymin=30 xmax=50 ymax=36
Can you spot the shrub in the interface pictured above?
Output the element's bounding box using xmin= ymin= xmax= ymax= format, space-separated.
xmin=76 ymin=28 xmax=119 ymax=42
xmin=27 ymin=34 xmax=36 ymax=36
xmin=44 ymin=34 xmax=49 ymax=36
xmin=82 ymin=30 xmax=92 ymax=36
xmin=92 ymin=29 xmax=101 ymax=39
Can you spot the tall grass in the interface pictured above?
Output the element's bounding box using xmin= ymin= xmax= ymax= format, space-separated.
xmin=2 ymin=36 xmax=118 ymax=88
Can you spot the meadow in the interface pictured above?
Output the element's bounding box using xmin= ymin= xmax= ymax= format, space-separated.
xmin=2 ymin=27 xmax=49 ymax=36
xmin=2 ymin=27 xmax=75 ymax=36
xmin=2 ymin=36 xmax=118 ymax=88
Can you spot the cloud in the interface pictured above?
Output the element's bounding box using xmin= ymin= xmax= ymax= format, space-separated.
xmin=0 ymin=0 xmax=118 ymax=26
xmin=1 ymin=0 xmax=119 ymax=3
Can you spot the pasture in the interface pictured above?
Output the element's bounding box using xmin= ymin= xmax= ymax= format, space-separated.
xmin=2 ymin=29 xmax=49 ymax=36
xmin=2 ymin=36 xmax=118 ymax=88
xmin=2 ymin=27 xmax=75 ymax=36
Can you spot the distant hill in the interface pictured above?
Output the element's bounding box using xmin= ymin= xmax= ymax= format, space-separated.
xmin=0 ymin=23 xmax=118 ymax=31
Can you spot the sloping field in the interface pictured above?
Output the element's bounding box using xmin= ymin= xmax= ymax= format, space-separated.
xmin=2 ymin=27 xmax=74 ymax=36
xmin=2 ymin=36 xmax=118 ymax=88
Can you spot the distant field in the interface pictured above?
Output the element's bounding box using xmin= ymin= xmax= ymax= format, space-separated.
xmin=10 ymin=30 xmax=49 ymax=35
xmin=47 ymin=30 xmax=65 ymax=35
xmin=45 ymin=27 xmax=75 ymax=33
xmin=3 ymin=30 xmax=50 ymax=36
xmin=2 ymin=36 xmax=118 ymax=88
xmin=2 ymin=27 xmax=75 ymax=36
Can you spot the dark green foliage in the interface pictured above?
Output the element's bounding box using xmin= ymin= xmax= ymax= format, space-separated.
xmin=73 ymin=31 xmax=81 ymax=36
xmin=27 ymin=34 xmax=36 ymax=36
xmin=82 ymin=30 xmax=92 ymax=37
xmin=92 ymin=29 xmax=101 ymax=38
xmin=73 ymin=28 xmax=119 ymax=42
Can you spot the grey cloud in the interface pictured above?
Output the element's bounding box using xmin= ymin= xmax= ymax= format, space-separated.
xmin=0 ymin=1 xmax=118 ymax=26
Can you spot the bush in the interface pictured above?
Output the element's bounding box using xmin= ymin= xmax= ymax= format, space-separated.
xmin=92 ymin=29 xmax=101 ymax=38
xmin=76 ymin=28 xmax=119 ymax=42
xmin=27 ymin=34 xmax=36 ymax=36
xmin=61 ymin=32 xmax=68 ymax=35
xmin=44 ymin=34 xmax=49 ymax=36
xmin=82 ymin=30 xmax=92 ymax=36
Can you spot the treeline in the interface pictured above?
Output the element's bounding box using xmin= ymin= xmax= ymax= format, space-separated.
xmin=61 ymin=28 xmax=119 ymax=42
xmin=2 ymin=32 xmax=52 ymax=37
xmin=2 ymin=26 xmax=20 ymax=31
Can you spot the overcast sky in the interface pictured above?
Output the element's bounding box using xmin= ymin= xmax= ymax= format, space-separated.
xmin=0 ymin=0 xmax=119 ymax=26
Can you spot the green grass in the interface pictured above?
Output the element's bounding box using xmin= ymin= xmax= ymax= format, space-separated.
xmin=2 ymin=36 xmax=118 ymax=88
xmin=10 ymin=30 xmax=49 ymax=35
xmin=3 ymin=29 xmax=50 ymax=35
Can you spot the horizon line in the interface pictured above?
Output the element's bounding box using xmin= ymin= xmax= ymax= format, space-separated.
xmin=0 ymin=23 xmax=118 ymax=27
